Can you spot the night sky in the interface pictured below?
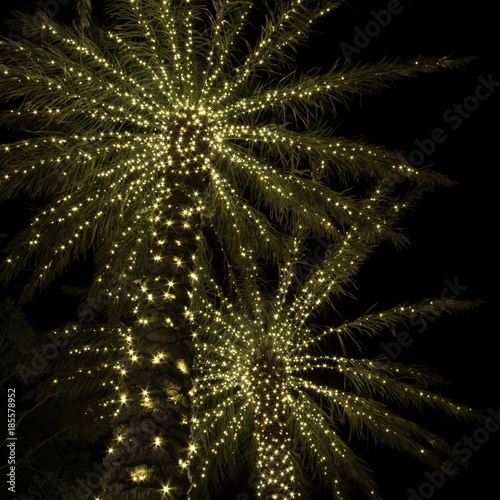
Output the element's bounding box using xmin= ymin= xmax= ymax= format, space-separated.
xmin=1 ymin=1 xmax=499 ymax=499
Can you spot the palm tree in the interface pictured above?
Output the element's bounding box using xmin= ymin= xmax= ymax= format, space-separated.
xmin=188 ymin=185 xmax=482 ymax=499
xmin=0 ymin=1 xmax=469 ymax=497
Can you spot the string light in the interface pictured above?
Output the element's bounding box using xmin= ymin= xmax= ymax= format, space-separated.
xmin=0 ymin=0 xmax=471 ymax=497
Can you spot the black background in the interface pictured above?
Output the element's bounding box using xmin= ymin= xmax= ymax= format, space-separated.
xmin=1 ymin=1 xmax=499 ymax=499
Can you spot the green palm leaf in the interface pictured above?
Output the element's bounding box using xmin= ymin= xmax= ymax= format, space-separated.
xmin=0 ymin=1 xmax=473 ymax=497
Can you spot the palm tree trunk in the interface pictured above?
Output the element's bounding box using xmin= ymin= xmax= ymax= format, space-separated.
xmin=102 ymin=170 xmax=204 ymax=499
xmin=253 ymin=349 xmax=298 ymax=499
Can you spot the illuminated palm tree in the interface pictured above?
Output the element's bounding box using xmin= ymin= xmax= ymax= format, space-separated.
xmin=188 ymin=187 xmax=481 ymax=499
xmin=0 ymin=0 xmax=468 ymax=497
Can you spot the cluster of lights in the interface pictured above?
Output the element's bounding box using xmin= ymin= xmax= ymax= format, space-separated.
xmin=0 ymin=0 xmax=473 ymax=498
xmin=0 ymin=0 xmax=458 ymax=304
xmin=187 ymin=187 xmax=476 ymax=498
